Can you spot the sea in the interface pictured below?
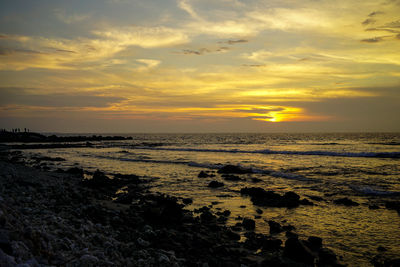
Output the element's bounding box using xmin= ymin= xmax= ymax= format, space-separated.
xmin=20 ymin=133 xmax=400 ymax=266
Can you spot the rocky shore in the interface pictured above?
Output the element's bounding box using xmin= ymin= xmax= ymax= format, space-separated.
xmin=0 ymin=150 xmax=392 ymax=266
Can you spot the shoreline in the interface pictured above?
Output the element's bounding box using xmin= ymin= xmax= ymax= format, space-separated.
xmin=0 ymin=152 xmax=349 ymax=267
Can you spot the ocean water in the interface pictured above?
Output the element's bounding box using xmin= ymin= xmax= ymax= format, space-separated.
xmin=23 ymin=133 xmax=400 ymax=265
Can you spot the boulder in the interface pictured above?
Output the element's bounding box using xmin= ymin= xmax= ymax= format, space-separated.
xmin=284 ymin=237 xmax=316 ymax=264
xmin=242 ymin=218 xmax=256 ymax=230
xmin=208 ymin=181 xmax=224 ymax=188
xmin=268 ymin=221 xmax=283 ymax=234
xmin=218 ymin=165 xmax=253 ymax=174
xmin=333 ymin=197 xmax=359 ymax=206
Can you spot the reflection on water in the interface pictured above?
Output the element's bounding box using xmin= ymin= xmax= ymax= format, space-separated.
xmin=22 ymin=133 xmax=400 ymax=265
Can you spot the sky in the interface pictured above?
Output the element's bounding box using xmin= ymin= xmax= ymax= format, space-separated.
xmin=0 ymin=0 xmax=399 ymax=133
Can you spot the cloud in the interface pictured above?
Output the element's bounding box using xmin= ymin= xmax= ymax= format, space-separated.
xmin=368 ymin=11 xmax=384 ymax=17
xmin=0 ymin=87 xmax=125 ymax=108
xmin=362 ymin=18 xmax=376 ymax=25
xmin=136 ymin=59 xmax=161 ymax=71
xmin=360 ymin=36 xmax=384 ymax=43
xmin=178 ymin=46 xmax=229 ymax=55
xmin=0 ymin=26 xmax=189 ymax=70
xmin=219 ymin=39 xmax=248 ymax=45
xmin=54 ymin=9 xmax=92 ymax=24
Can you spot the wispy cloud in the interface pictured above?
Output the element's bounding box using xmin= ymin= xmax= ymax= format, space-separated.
xmin=54 ymin=9 xmax=92 ymax=24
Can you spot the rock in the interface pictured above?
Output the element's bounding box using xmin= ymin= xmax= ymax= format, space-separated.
xmin=240 ymin=187 xmax=302 ymax=208
xmin=284 ymin=237 xmax=316 ymax=264
xmin=0 ymin=248 xmax=16 ymax=266
xmin=251 ymin=178 xmax=262 ymax=183
xmin=65 ymin=167 xmax=84 ymax=177
xmin=200 ymin=210 xmax=216 ymax=222
xmin=377 ymin=246 xmax=387 ymax=252
xmin=208 ymin=181 xmax=224 ymax=188
xmin=80 ymin=254 xmax=100 ymax=265
xmin=242 ymin=218 xmax=256 ymax=230
xmin=369 ymin=204 xmax=380 ymax=210
xmin=256 ymin=208 xmax=263 ymax=214
xmin=318 ymin=248 xmax=337 ymax=265
xmin=307 ymin=195 xmax=324 ymax=201
xmin=385 ymin=201 xmax=400 ymax=213
xmin=221 ymin=174 xmax=242 ymax=181
xmin=299 ymin=198 xmax=314 ymax=206
xmin=268 ymin=221 xmax=283 ymax=234
xmin=0 ymin=230 xmax=12 ymax=255
xmin=182 ymin=198 xmax=193 ymax=205
xmin=307 ymin=236 xmax=323 ymax=250
xmin=83 ymin=169 xmax=111 ymax=187
xmin=217 ymin=165 xmax=253 ymax=174
xmin=334 ymin=197 xmax=359 ymax=206
xmin=285 ymin=231 xmax=298 ymax=239
xmin=198 ymin=171 xmax=210 ymax=178
xmin=262 ymin=238 xmax=282 ymax=251
xmin=137 ymin=238 xmax=150 ymax=247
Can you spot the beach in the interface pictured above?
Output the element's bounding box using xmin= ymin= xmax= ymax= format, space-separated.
xmin=1 ymin=133 xmax=400 ymax=266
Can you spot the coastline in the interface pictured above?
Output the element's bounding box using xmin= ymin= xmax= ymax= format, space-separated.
xmin=0 ymin=152 xmax=348 ymax=267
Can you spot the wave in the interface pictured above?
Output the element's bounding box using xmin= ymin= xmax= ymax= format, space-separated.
xmin=89 ymin=154 xmax=315 ymax=182
xmin=129 ymin=146 xmax=400 ymax=159
xmin=350 ymin=186 xmax=400 ymax=196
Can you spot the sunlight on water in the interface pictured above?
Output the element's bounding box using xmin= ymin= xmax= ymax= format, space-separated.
xmin=24 ymin=133 xmax=400 ymax=266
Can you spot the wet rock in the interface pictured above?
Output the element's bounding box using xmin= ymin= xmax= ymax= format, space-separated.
xmin=65 ymin=167 xmax=84 ymax=177
xmin=307 ymin=195 xmax=324 ymax=202
xmin=284 ymin=237 xmax=315 ymax=264
xmin=82 ymin=169 xmax=111 ymax=188
xmin=217 ymin=165 xmax=253 ymax=174
xmin=268 ymin=221 xmax=283 ymax=234
xmin=221 ymin=174 xmax=242 ymax=181
xmin=208 ymin=181 xmax=224 ymax=188
xmin=240 ymin=187 xmax=302 ymax=208
xmin=377 ymin=246 xmax=387 ymax=252
xmin=182 ymin=198 xmax=193 ymax=205
xmin=198 ymin=171 xmax=211 ymax=178
xmin=299 ymin=198 xmax=314 ymax=205
xmin=256 ymin=208 xmax=263 ymax=214
xmin=385 ymin=201 xmax=400 ymax=213
xmin=200 ymin=210 xmax=216 ymax=222
xmin=307 ymin=236 xmax=323 ymax=250
xmin=262 ymin=238 xmax=282 ymax=251
xmin=369 ymin=204 xmax=380 ymax=210
xmin=251 ymin=178 xmax=262 ymax=183
xmin=285 ymin=231 xmax=298 ymax=239
xmin=334 ymin=197 xmax=359 ymax=206
xmin=242 ymin=218 xmax=256 ymax=230
xmin=318 ymin=247 xmax=337 ymax=265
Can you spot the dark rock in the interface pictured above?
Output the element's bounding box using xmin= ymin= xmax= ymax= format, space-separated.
xmin=307 ymin=195 xmax=324 ymax=201
xmin=226 ymin=230 xmax=240 ymax=241
xmin=377 ymin=246 xmax=387 ymax=252
xmin=200 ymin=210 xmax=216 ymax=222
xmin=307 ymin=236 xmax=323 ymax=250
xmin=242 ymin=218 xmax=256 ymax=230
xmin=221 ymin=174 xmax=242 ymax=181
xmin=300 ymin=198 xmax=314 ymax=205
xmin=251 ymin=178 xmax=262 ymax=183
xmin=198 ymin=171 xmax=210 ymax=178
xmin=385 ymin=201 xmax=400 ymax=213
xmin=268 ymin=220 xmax=283 ymax=234
xmin=82 ymin=169 xmax=111 ymax=188
xmin=256 ymin=208 xmax=263 ymax=214
xmin=369 ymin=204 xmax=380 ymax=210
xmin=318 ymin=247 xmax=337 ymax=265
xmin=285 ymin=231 xmax=298 ymax=239
xmin=182 ymin=198 xmax=193 ymax=205
xmin=262 ymin=238 xmax=283 ymax=251
xmin=284 ymin=237 xmax=316 ymax=264
xmin=334 ymin=197 xmax=359 ymax=206
xmin=240 ymin=187 xmax=302 ymax=208
xmin=65 ymin=167 xmax=84 ymax=177
xmin=282 ymin=225 xmax=295 ymax=232
xmin=0 ymin=230 xmax=12 ymax=255
xmin=218 ymin=165 xmax=253 ymax=174
xmin=208 ymin=181 xmax=224 ymax=188
xmin=143 ymin=195 xmax=185 ymax=224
